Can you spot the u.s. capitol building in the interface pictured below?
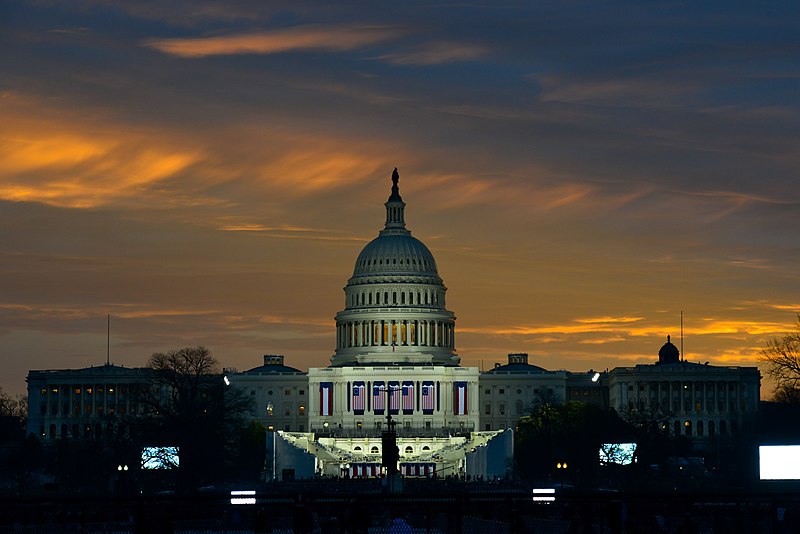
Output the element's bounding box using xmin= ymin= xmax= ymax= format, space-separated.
xmin=27 ymin=169 xmax=760 ymax=481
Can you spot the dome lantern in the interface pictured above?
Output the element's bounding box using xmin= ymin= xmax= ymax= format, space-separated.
xmin=382 ymin=168 xmax=407 ymax=234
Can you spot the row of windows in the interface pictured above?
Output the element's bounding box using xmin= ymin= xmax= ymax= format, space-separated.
xmin=356 ymin=256 xmax=433 ymax=270
xmin=669 ymin=419 xmax=736 ymax=437
xmin=41 ymin=422 xmax=127 ymax=440
xmin=484 ymin=399 xmax=530 ymax=416
xmin=337 ymin=319 xmax=454 ymax=349
xmin=348 ymin=289 xmax=441 ymax=308
xmin=265 ymin=402 xmax=305 ymax=416
xmin=627 ymin=398 xmax=751 ymax=413
xmin=253 ymin=389 xmax=305 ymax=397
xmin=626 ymin=382 xmax=747 ymax=392
xmin=39 ymin=384 xmax=133 ymax=397
xmin=484 ymin=388 xmax=554 ymax=396
xmin=38 ymin=398 xmax=140 ymax=417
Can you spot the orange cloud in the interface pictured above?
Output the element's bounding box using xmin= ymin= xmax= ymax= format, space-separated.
xmin=459 ymin=318 xmax=786 ymax=338
xmin=0 ymin=94 xmax=200 ymax=208
xmin=575 ymin=316 xmax=643 ymax=324
xmin=145 ymin=25 xmax=401 ymax=58
xmin=0 ymin=92 xmax=398 ymax=210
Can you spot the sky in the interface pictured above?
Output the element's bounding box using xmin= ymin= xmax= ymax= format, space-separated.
xmin=1 ymin=1 xmax=799 ymax=398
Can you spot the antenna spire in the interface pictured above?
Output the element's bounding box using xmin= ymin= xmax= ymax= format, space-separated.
xmin=680 ymin=310 xmax=684 ymax=362
xmin=107 ymin=314 xmax=110 ymax=366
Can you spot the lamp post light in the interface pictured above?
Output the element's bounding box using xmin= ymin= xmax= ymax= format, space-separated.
xmin=590 ymin=370 xmax=608 ymax=411
xmin=555 ymin=461 xmax=568 ymax=487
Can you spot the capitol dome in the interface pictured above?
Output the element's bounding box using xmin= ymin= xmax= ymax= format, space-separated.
xmin=331 ymin=169 xmax=459 ymax=367
xmin=352 ymin=234 xmax=439 ymax=278
xmin=657 ymin=335 xmax=680 ymax=364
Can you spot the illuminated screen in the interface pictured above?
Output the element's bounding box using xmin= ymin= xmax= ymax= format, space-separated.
xmin=760 ymin=445 xmax=800 ymax=480
xmin=599 ymin=443 xmax=637 ymax=465
xmin=141 ymin=446 xmax=180 ymax=469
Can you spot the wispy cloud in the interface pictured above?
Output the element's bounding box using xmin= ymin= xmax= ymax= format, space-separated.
xmin=217 ymin=223 xmax=366 ymax=242
xmin=377 ymin=41 xmax=487 ymax=65
xmin=145 ymin=25 xmax=401 ymax=58
xmin=575 ymin=316 xmax=643 ymax=324
xmin=459 ymin=318 xmax=787 ymax=338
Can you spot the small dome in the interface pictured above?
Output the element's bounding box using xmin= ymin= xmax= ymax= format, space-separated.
xmin=657 ymin=335 xmax=680 ymax=364
xmin=352 ymin=234 xmax=439 ymax=277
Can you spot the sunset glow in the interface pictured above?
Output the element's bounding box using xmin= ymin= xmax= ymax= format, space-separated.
xmin=1 ymin=1 xmax=799 ymax=399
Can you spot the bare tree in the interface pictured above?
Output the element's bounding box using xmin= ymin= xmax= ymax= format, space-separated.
xmin=133 ymin=346 xmax=253 ymax=488
xmin=759 ymin=315 xmax=800 ymax=402
xmin=0 ymin=388 xmax=26 ymax=419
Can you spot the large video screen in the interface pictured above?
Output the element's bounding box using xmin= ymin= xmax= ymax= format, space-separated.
xmin=141 ymin=446 xmax=180 ymax=469
xmin=759 ymin=445 xmax=800 ymax=480
xmin=599 ymin=443 xmax=637 ymax=465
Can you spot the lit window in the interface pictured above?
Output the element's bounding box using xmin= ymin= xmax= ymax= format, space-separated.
xmin=299 ymin=405 xmax=305 ymax=415
xmin=267 ymin=425 xmax=274 ymax=432
xmin=266 ymin=402 xmax=274 ymax=416
xmin=74 ymin=388 xmax=81 ymax=395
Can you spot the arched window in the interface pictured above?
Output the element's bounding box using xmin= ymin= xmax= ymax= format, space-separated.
xmin=697 ymin=420 xmax=704 ymax=436
xmin=405 ymin=446 xmax=413 ymax=454
xmin=370 ymin=446 xmax=379 ymax=454
xmin=354 ymin=446 xmax=362 ymax=452
xmin=369 ymin=293 xmax=372 ymax=305
xmin=422 ymin=446 xmax=430 ymax=451
xmin=720 ymin=420 xmax=727 ymax=435
xmin=401 ymin=292 xmax=405 ymax=304
xmin=410 ymin=292 xmax=414 ymax=304
xmin=393 ymin=292 xmax=397 ymax=304
xmin=708 ymin=420 xmax=716 ymax=437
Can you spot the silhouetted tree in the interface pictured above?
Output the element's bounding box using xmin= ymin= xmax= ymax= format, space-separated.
xmin=133 ymin=346 xmax=253 ymax=490
xmin=515 ymin=398 xmax=629 ymax=484
xmin=772 ymin=383 xmax=800 ymax=404
xmin=759 ymin=314 xmax=800 ymax=401
xmin=0 ymin=388 xmax=26 ymax=419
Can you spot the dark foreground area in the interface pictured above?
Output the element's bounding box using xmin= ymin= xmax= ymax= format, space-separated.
xmin=1 ymin=482 xmax=799 ymax=534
